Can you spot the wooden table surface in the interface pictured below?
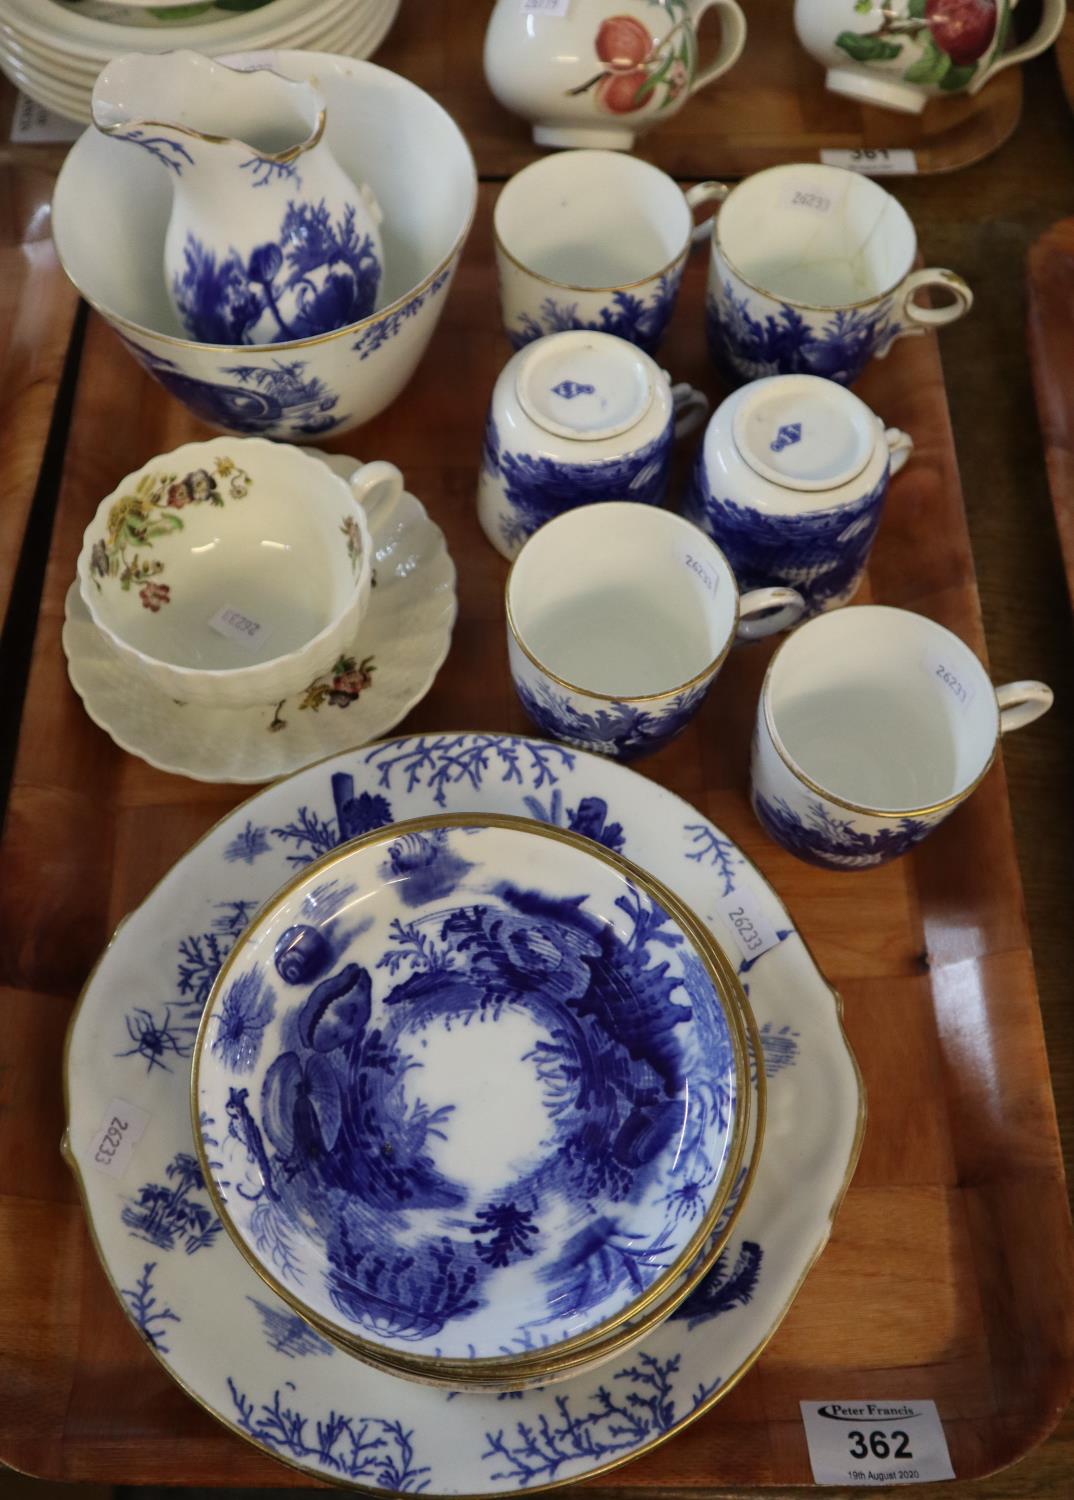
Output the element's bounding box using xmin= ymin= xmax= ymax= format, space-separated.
xmin=2 ymin=23 xmax=1074 ymax=1500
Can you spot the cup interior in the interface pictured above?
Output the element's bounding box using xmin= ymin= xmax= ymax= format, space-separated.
xmin=508 ymin=503 xmax=737 ymax=698
xmin=81 ymin=442 xmax=359 ymax=671
xmin=766 ymin=606 xmax=1000 ymax=813
xmin=495 ymin=151 xmax=691 ymax=289
xmin=717 ymin=165 xmax=916 ymax=308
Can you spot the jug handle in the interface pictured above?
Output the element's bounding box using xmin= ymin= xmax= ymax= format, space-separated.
xmin=972 ymin=0 xmax=1065 ymax=89
xmin=687 ymin=0 xmax=748 ymax=96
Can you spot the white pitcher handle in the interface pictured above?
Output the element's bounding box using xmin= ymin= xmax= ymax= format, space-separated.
xmin=973 ymin=0 xmax=1065 ymax=88
xmin=348 ymin=460 xmax=404 ymax=521
xmin=885 ymin=269 xmax=973 ymax=346
xmin=671 ymin=382 xmax=710 ymax=440
xmin=687 ymin=0 xmax=748 ymax=96
xmin=884 ymin=427 xmax=914 ymax=475
xmin=685 ymin=180 xmax=730 ymax=247
xmin=737 ymin=586 xmax=806 ymax=642
xmin=996 ymin=680 xmax=1053 ymax=734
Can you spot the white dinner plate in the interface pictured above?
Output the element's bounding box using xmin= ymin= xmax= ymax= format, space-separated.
xmin=64 ymin=733 xmax=864 ymax=1492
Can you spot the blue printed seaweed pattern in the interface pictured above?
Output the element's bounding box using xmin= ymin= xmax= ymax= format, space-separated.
xmin=173 ymin=199 xmax=381 ymax=345
xmin=684 ymin=451 xmax=889 ymax=614
xmin=753 ymin=791 xmax=931 ymax=869
xmin=707 ymin=280 xmax=900 ymax=388
xmin=513 ymin=674 xmax=707 ymax=760
xmin=510 ymin=271 xmax=682 ymax=356
xmin=483 ymin=415 xmax=673 ymax=553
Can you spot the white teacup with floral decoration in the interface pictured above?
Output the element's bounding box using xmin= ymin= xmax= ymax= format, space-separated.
xmin=751 ymin=603 xmax=1053 ymax=869
xmin=77 ymin=436 xmax=400 ymax=709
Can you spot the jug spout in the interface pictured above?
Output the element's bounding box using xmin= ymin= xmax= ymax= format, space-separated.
xmin=91 ymin=51 xmax=327 ymax=172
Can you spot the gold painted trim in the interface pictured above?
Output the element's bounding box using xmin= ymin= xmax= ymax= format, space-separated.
xmin=55 ymin=183 xmax=478 ymax=357
xmin=189 ymin=811 xmax=750 ymax=1379
xmin=60 ymin=729 xmax=865 ymax=1497
xmin=505 ymin=513 xmax=741 ymax=705
xmin=712 ymin=165 xmax=915 ymax=314
xmin=493 ymin=220 xmax=690 ymax=297
xmin=759 ymin=610 xmax=1001 ymax=819
xmin=98 ymin=92 xmax=327 ymax=164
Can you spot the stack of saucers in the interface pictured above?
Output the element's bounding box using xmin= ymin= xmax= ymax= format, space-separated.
xmin=191 ymin=813 xmax=764 ymax=1391
xmin=0 ymin=0 xmax=399 ymax=122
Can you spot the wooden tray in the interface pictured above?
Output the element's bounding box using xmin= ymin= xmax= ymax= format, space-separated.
xmin=380 ymin=0 xmax=1021 ymax=178
xmin=1055 ymin=7 xmax=1074 ymax=109
xmin=1027 ymin=218 xmax=1074 ymax=611
xmin=0 ymin=181 xmax=1071 ymax=1488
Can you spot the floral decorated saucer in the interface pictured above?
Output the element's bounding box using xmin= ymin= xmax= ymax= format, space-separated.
xmin=64 ymin=732 xmax=863 ymax=1492
xmin=62 ymin=454 xmax=456 ymax=782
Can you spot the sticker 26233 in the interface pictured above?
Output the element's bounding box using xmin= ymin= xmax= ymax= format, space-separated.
xmin=88 ymin=1099 xmax=151 ymax=1181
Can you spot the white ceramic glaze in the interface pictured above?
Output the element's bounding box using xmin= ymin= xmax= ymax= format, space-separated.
xmin=63 ymin=452 xmax=456 ymax=781
xmin=684 ymin=374 xmax=913 ymax=615
xmin=51 ymin=50 xmax=475 ymax=440
xmin=75 ymin=437 xmax=392 ymax=709
xmin=484 ymin=0 xmax=747 ymax=149
xmin=506 ymin=501 xmax=804 ymax=759
xmin=494 ymin=150 xmax=723 ymax=355
xmin=479 ymin=329 xmax=708 ymax=560
xmin=794 ymin=0 xmax=1065 ymax=115
xmin=751 ymin=603 xmax=1053 ymax=868
xmin=63 ymin=731 xmax=863 ymax=1491
xmin=703 ymin=164 xmax=973 ymax=388
xmin=91 ymin=52 xmax=384 ymax=346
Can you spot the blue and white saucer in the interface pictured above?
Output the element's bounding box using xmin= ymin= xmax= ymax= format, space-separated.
xmin=194 ymin=814 xmax=747 ymax=1375
xmin=62 ymin=455 xmax=456 ymax=783
xmin=64 ymin=733 xmax=863 ymax=1492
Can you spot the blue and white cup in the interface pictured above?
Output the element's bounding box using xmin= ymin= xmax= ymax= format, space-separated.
xmin=702 ymin=164 xmax=973 ymax=388
xmin=751 ymin=604 xmax=1053 ymax=870
xmin=479 ymin=329 xmax=708 ymax=560
xmin=684 ymin=374 xmax=913 ymax=616
xmin=494 ymin=150 xmax=724 ymax=355
xmin=507 ymin=501 xmax=805 ymax=761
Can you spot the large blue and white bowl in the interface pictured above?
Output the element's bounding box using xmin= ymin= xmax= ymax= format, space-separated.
xmin=192 ymin=813 xmax=748 ymax=1387
xmin=51 ymin=52 xmax=477 ymax=441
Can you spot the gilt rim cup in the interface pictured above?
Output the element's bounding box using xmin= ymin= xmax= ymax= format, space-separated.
xmin=190 ymin=811 xmax=751 ymax=1380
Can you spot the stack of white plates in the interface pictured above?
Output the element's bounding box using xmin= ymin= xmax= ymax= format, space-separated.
xmin=0 ymin=0 xmax=400 ymax=123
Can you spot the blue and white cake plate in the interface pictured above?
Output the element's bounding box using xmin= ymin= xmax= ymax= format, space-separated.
xmin=62 ymin=453 xmax=456 ymax=783
xmin=63 ymin=732 xmax=864 ymax=1493
xmin=193 ymin=814 xmax=748 ymax=1382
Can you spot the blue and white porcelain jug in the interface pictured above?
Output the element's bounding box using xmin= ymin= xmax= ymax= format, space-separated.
xmin=91 ymin=52 xmax=385 ymax=346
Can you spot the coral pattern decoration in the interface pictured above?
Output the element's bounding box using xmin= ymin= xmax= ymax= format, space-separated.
xmin=684 ymin=452 xmax=890 ymax=615
xmin=202 ymin=823 xmax=739 ymax=1359
xmin=87 ymin=455 xmax=252 ymax=611
xmin=122 ymin=1152 xmax=222 ymax=1256
xmin=482 ymin=415 xmax=674 ymax=553
xmin=513 ymin=674 xmax=709 ymax=760
xmin=121 ymin=339 xmax=346 ymax=438
xmin=706 ymin=282 xmax=901 ymax=388
xmin=509 ymin=272 xmax=682 ymax=356
xmin=172 ymin=200 xmax=382 ymax=345
xmin=570 ymin=1 xmax=696 ymax=116
xmin=752 ymin=790 xmax=933 ymax=869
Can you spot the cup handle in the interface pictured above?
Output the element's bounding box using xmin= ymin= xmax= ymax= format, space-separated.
xmin=347 ymin=459 xmax=404 ymax=522
xmin=996 ymin=680 xmax=1054 ymax=734
xmin=973 ymin=0 xmax=1065 ymax=88
xmin=685 ymin=180 xmax=730 ymax=247
xmin=686 ymin=0 xmax=748 ymax=96
xmin=882 ymin=269 xmax=973 ymax=348
xmin=736 ymin=586 xmax=806 ymax=642
xmin=884 ymin=426 xmax=914 ymax=475
xmin=671 ymin=382 xmax=710 ymax=440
